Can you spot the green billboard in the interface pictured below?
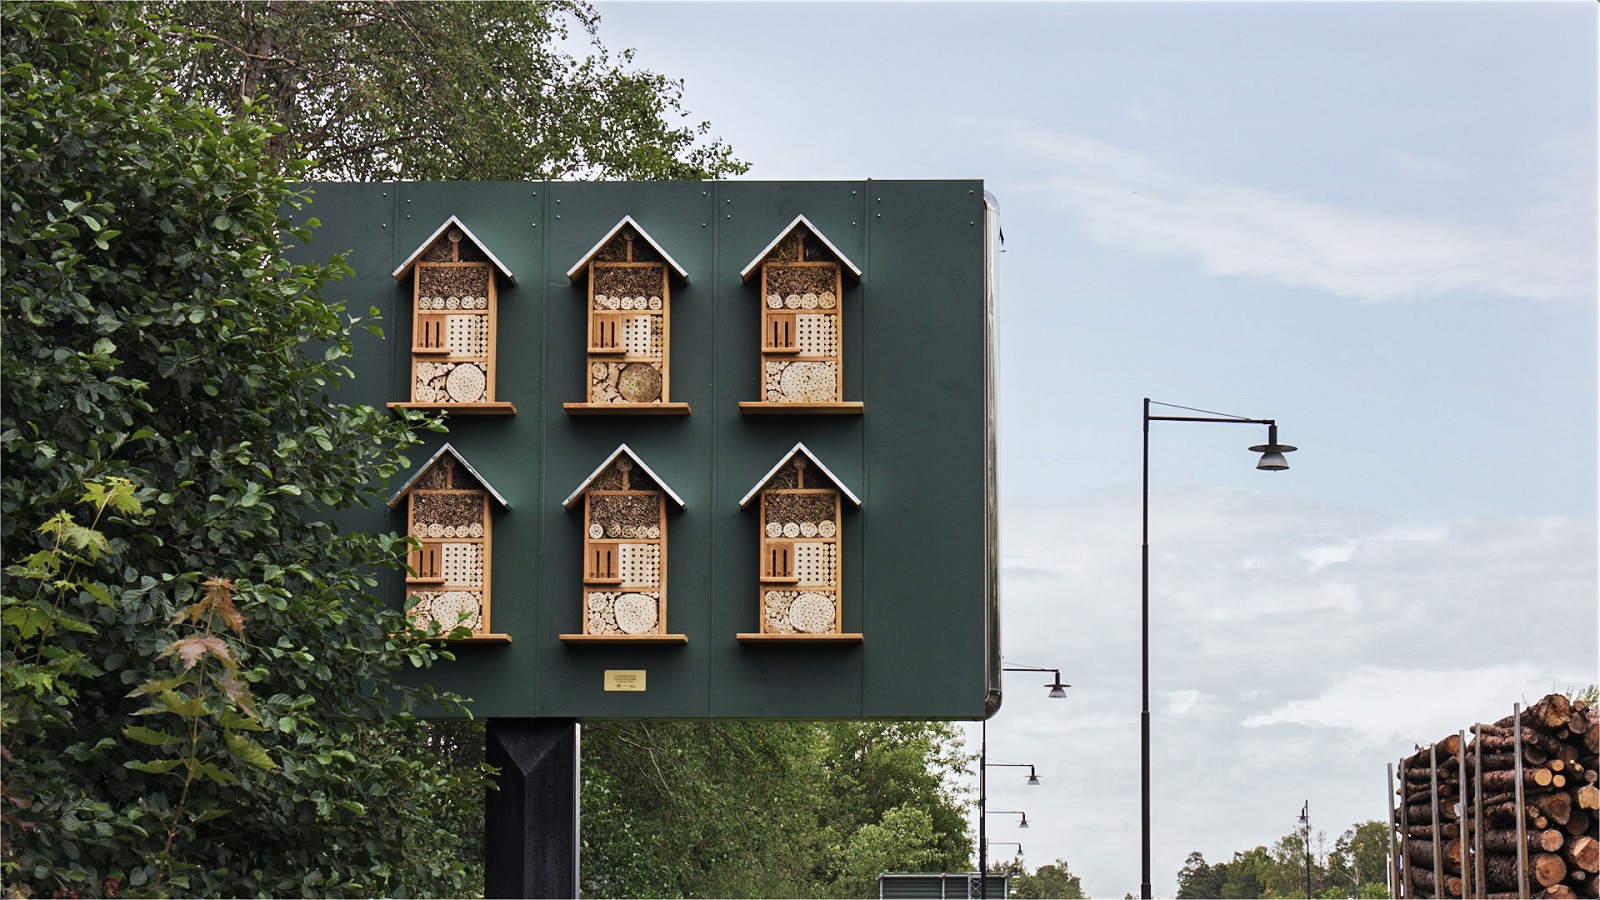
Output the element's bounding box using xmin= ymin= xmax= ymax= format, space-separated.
xmin=299 ymin=179 xmax=999 ymax=719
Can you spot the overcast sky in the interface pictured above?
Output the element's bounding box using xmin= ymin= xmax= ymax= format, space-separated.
xmin=589 ymin=2 xmax=1598 ymax=896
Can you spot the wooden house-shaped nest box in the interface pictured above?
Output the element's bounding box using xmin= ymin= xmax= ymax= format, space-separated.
xmin=389 ymin=216 xmax=516 ymax=414
xmin=390 ymin=443 xmax=511 ymax=642
xmin=737 ymin=443 xmax=862 ymax=642
xmin=559 ymin=445 xmax=688 ymax=643
xmin=563 ymin=217 xmax=691 ymax=415
xmin=738 ymin=216 xmax=864 ymax=415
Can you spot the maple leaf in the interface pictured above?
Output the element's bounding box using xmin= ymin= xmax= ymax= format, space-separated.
xmin=201 ymin=576 xmax=246 ymax=635
xmin=163 ymin=635 xmax=234 ymax=671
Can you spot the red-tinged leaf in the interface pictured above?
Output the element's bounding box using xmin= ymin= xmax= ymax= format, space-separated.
xmin=163 ymin=635 xmax=232 ymax=671
xmin=202 ymin=576 xmax=236 ymax=605
xmin=210 ymin=595 xmax=246 ymax=636
xmin=215 ymin=669 xmax=259 ymax=718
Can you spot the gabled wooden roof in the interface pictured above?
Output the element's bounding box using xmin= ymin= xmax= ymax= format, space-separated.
xmin=738 ymin=215 xmax=863 ymax=283
xmin=564 ymin=216 xmax=689 ymax=284
xmin=391 ymin=215 xmax=516 ymax=284
xmin=738 ymin=442 xmax=862 ymax=509
xmin=388 ymin=443 xmax=510 ymax=509
xmin=562 ymin=443 xmax=686 ymax=511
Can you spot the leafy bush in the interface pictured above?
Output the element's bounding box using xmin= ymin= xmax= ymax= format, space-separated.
xmin=1 ymin=3 xmax=485 ymax=895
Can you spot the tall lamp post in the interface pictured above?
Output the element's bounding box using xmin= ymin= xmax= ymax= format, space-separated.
xmin=1299 ymin=801 xmax=1312 ymax=899
xmin=980 ymin=758 xmax=1040 ymax=898
xmin=1141 ymin=398 xmax=1296 ymax=900
xmin=979 ymin=664 xmax=1067 ymax=898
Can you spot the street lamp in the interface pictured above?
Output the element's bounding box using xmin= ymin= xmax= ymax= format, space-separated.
xmin=988 ymin=762 xmax=1040 ymax=785
xmin=992 ymin=810 xmax=1030 ymax=829
xmin=1005 ymin=663 xmax=1071 ymax=699
xmin=1141 ymin=398 xmax=1297 ymax=900
xmin=979 ymin=756 xmax=1040 ymax=899
xmin=979 ymin=665 xmax=1065 ymax=898
xmin=987 ymin=840 xmax=1024 ymax=861
xmin=1299 ymin=801 xmax=1312 ymax=899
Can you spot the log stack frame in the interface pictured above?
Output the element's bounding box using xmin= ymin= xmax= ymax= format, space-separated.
xmin=1388 ymin=693 xmax=1600 ymax=899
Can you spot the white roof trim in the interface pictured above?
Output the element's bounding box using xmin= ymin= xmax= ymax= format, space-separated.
xmin=564 ymin=215 xmax=689 ymax=284
xmin=562 ymin=443 xmax=686 ymax=510
xmin=388 ymin=443 xmax=510 ymax=509
xmin=737 ymin=442 xmax=862 ymax=509
xmin=391 ymin=215 xmax=516 ymax=284
xmin=737 ymin=215 xmax=863 ymax=283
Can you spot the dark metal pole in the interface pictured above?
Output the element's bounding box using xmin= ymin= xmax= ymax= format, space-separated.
xmin=1399 ymin=758 xmax=1413 ymax=898
xmin=1140 ymin=399 xmax=1286 ymax=900
xmin=1473 ymin=725 xmax=1485 ymax=896
xmin=1141 ymin=399 xmax=1152 ymax=900
xmin=1386 ymin=764 xmax=1400 ymax=899
xmin=1304 ymin=801 xmax=1312 ymax=899
xmin=979 ymin=718 xmax=988 ymax=899
xmin=1457 ymin=731 xmax=1472 ymax=899
xmin=1513 ymin=704 xmax=1528 ymax=899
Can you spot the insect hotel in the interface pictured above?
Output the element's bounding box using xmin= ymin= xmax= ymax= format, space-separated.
xmin=560 ymin=445 xmax=688 ymax=643
xmin=390 ymin=216 xmax=516 ymax=414
xmin=737 ymin=443 xmax=862 ymax=641
xmin=738 ymin=215 xmax=863 ymax=414
xmin=390 ymin=443 xmax=510 ymax=641
xmin=563 ymin=217 xmax=690 ymax=414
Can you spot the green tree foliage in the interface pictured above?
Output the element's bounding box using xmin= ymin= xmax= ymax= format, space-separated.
xmin=0 ymin=2 xmax=489 ymax=894
xmin=1006 ymin=858 xmax=1088 ymax=899
xmin=154 ymin=0 xmax=749 ymax=181
xmin=1219 ymin=846 xmax=1274 ymax=899
xmin=1327 ymin=821 xmax=1391 ymax=899
xmin=1176 ymin=851 xmax=1227 ymax=900
xmin=1175 ymin=821 xmax=1391 ymax=899
xmin=578 ymin=720 xmax=974 ymax=898
xmin=818 ymin=721 xmax=974 ymax=890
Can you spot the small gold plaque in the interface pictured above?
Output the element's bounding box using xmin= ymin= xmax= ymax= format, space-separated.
xmin=604 ymin=669 xmax=646 ymax=692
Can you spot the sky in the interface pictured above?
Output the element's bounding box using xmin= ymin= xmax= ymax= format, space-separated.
xmin=588 ymin=2 xmax=1597 ymax=896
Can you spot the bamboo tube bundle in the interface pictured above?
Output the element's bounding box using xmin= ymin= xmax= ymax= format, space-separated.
xmin=1390 ymin=694 xmax=1599 ymax=899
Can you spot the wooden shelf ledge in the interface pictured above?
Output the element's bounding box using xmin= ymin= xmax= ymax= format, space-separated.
xmin=422 ymin=633 xmax=513 ymax=644
xmin=563 ymin=402 xmax=691 ymax=416
xmin=559 ymin=633 xmax=689 ymax=644
xmin=388 ymin=401 xmax=517 ymax=416
xmin=736 ymin=632 xmax=863 ymax=643
xmin=738 ymin=402 xmax=864 ymax=416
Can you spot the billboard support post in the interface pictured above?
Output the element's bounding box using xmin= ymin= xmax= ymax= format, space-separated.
xmin=485 ymin=718 xmax=580 ymax=899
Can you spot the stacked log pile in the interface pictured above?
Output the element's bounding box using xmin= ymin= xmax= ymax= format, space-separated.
xmin=1391 ymin=693 xmax=1599 ymax=899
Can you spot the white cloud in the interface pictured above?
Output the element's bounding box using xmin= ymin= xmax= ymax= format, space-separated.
xmin=994 ymin=123 xmax=1595 ymax=303
xmin=1164 ymin=688 xmax=1202 ymax=715
xmin=1299 ymin=542 xmax=1355 ymax=571
xmin=1382 ymin=149 xmax=1468 ymax=182
xmin=1242 ymin=663 xmax=1565 ymax=744
xmin=994 ymin=491 xmax=1596 ymax=895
